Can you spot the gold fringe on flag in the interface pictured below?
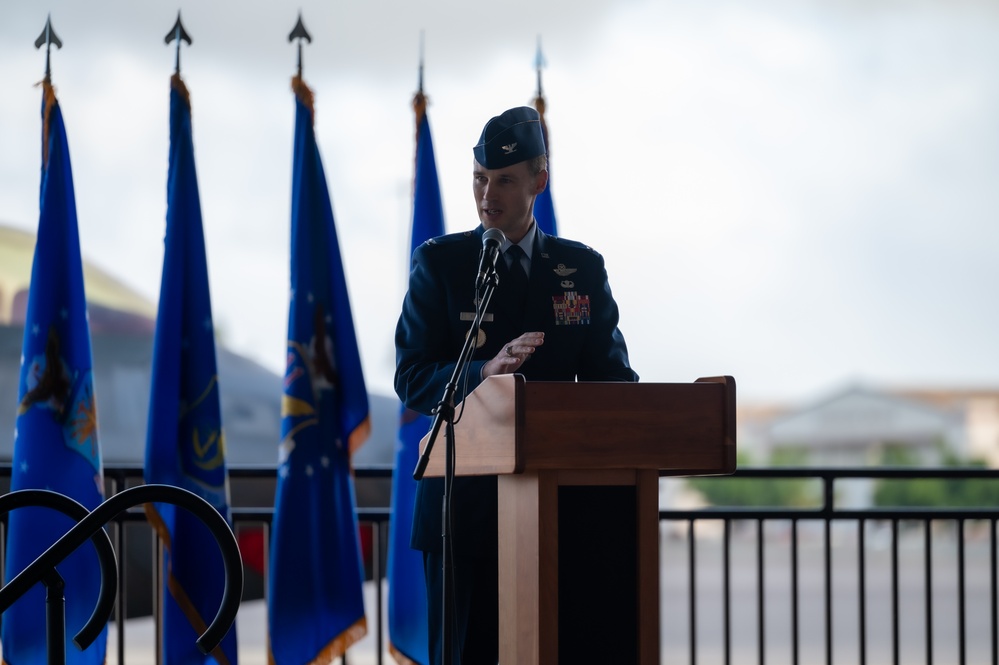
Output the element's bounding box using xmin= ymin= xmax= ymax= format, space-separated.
xmin=533 ymin=93 xmax=550 ymax=158
xmin=171 ymin=72 xmax=191 ymax=108
xmin=389 ymin=643 xmax=421 ymax=665
xmin=144 ymin=504 xmax=233 ymax=665
xmin=410 ymin=89 xmax=429 ymax=207
xmin=412 ymin=89 xmax=428 ymax=141
xmin=292 ymin=74 xmax=316 ymax=119
xmin=533 ymin=93 xmax=546 ymax=120
xmin=267 ymin=617 xmax=367 ymax=665
xmin=39 ymin=79 xmax=58 ymax=167
xmin=348 ymin=416 xmax=372 ymax=457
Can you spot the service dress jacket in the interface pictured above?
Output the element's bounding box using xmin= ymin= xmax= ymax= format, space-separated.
xmin=395 ymin=224 xmax=638 ymax=555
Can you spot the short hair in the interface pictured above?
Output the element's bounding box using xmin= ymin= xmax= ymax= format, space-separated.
xmin=528 ymin=153 xmax=548 ymax=176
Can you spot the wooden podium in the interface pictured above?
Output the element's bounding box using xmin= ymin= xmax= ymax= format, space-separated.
xmin=421 ymin=374 xmax=736 ymax=664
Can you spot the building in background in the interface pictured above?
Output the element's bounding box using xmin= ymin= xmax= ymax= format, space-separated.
xmin=894 ymin=388 xmax=999 ymax=467
xmin=0 ymin=222 xmax=283 ymax=468
xmin=0 ymin=222 xmax=398 ymax=469
xmin=0 ymin=221 xmax=399 ymax=615
xmin=742 ymin=384 xmax=999 ymax=467
xmin=736 ymin=384 xmax=999 ymax=507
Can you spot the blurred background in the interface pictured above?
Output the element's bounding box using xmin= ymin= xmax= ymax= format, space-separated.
xmin=2 ymin=0 xmax=996 ymax=407
xmin=2 ymin=3 xmax=998 ymax=661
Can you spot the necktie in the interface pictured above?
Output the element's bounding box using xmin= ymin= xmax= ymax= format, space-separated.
xmin=504 ymin=245 xmax=529 ymax=300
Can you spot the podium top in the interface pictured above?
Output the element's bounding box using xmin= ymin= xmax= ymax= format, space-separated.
xmin=419 ymin=375 xmax=735 ymax=477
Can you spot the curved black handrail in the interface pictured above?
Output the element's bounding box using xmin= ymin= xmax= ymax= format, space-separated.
xmin=0 ymin=489 xmax=117 ymax=649
xmin=0 ymin=484 xmax=243 ymax=656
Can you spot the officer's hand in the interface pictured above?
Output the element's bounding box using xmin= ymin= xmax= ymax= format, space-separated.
xmin=481 ymin=332 xmax=545 ymax=378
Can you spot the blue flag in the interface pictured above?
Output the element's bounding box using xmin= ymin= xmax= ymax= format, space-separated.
xmin=2 ymin=81 xmax=107 ymax=665
xmin=144 ymin=74 xmax=238 ymax=665
xmin=532 ymin=94 xmax=558 ymax=237
xmin=268 ymin=76 xmax=370 ymax=665
xmin=386 ymin=92 xmax=443 ymax=665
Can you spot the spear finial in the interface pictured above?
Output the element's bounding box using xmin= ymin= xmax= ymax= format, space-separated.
xmin=34 ymin=14 xmax=63 ymax=83
xmin=164 ymin=11 xmax=192 ymax=75
xmin=413 ymin=31 xmax=429 ymax=128
xmin=417 ymin=30 xmax=425 ymax=94
xmin=534 ymin=35 xmax=547 ymax=100
xmin=288 ymin=13 xmax=312 ymax=78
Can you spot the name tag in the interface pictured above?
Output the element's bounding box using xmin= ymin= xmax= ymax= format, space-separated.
xmin=460 ymin=312 xmax=494 ymax=322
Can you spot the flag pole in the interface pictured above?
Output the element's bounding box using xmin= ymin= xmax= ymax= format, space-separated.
xmin=31 ymin=19 xmax=68 ymax=663
xmin=418 ymin=30 xmax=425 ymax=95
xmin=388 ymin=41 xmax=441 ymax=663
xmin=532 ymin=36 xmax=559 ymax=236
xmin=413 ymin=32 xmax=427 ymax=137
xmin=534 ymin=34 xmax=545 ymax=103
xmin=7 ymin=18 xmax=110 ymax=665
xmin=270 ymin=14 xmax=371 ymax=663
xmin=147 ymin=15 xmax=241 ymax=665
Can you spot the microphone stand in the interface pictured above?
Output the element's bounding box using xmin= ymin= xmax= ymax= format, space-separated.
xmin=413 ymin=268 xmax=498 ymax=665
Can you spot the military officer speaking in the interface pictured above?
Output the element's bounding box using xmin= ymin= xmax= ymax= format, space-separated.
xmin=394 ymin=105 xmax=638 ymax=664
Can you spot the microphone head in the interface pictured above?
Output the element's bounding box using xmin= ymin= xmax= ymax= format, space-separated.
xmin=482 ymin=227 xmax=506 ymax=247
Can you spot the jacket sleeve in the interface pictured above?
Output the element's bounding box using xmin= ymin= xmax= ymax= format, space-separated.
xmin=394 ymin=242 xmax=487 ymax=415
xmin=577 ymin=250 xmax=639 ymax=383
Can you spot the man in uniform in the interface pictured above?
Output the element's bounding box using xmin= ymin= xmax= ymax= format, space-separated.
xmin=395 ymin=106 xmax=638 ymax=664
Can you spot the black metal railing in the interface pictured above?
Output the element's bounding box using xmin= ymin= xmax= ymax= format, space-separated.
xmin=0 ymin=480 xmax=243 ymax=664
xmin=2 ymin=465 xmax=998 ymax=664
xmin=659 ymin=467 xmax=999 ymax=665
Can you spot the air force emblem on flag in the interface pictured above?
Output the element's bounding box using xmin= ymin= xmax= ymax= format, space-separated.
xmin=64 ymin=371 xmax=99 ymax=473
xmin=19 ymin=328 xmax=101 ymax=473
xmin=176 ymin=376 xmax=227 ymax=499
xmin=19 ymin=328 xmax=72 ymax=419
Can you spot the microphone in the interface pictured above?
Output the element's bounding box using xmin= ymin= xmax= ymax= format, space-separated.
xmin=475 ymin=227 xmax=506 ymax=290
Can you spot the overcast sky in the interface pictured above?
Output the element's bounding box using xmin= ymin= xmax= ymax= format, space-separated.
xmin=1 ymin=0 xmax=997 ymax=404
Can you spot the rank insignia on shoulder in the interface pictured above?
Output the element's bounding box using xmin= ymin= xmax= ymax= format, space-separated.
xmin=551 ymin=291 xmax=591 ymax=326
xmin=553 ymin=264 xmax=577 ymax=277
